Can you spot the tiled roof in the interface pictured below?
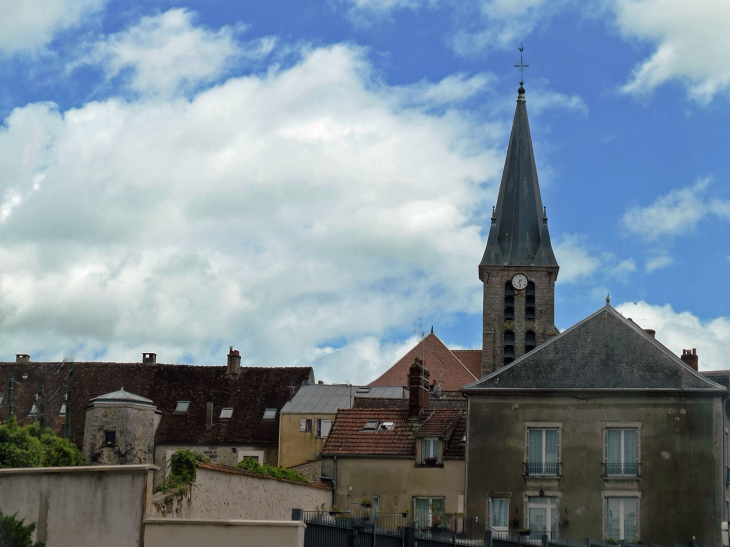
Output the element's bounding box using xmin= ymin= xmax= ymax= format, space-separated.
xmin=451 ymin=350 xmax=482 ymax=379
xmin=0 ymin=361 xmax=313 ymax=449
xmin=464 ymin=305 xmax=726 ymax=393
xmin=369 ymin=333 xmax=478 ymax=392
xmin=281 ymin=384 xmax=406 ymax=414
xmin=322 ymin=407 xmax=465 ymax=458
xmin=90 ymin=388 xmax=153 ymax=405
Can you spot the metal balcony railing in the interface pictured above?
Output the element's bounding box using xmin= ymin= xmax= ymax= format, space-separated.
xmin=603 ymin=462 xmax=641 ymax=477
xmin=523 ymin=461 xmax=561 ymax=477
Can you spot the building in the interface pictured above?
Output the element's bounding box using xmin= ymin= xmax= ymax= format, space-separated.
xmin=0 ymin=349 xmax=313 ymax=486
xmin=321 ymin=359 xmax=466 ymax=525
xmin=278 ymin=383 xmax=407 ymax=468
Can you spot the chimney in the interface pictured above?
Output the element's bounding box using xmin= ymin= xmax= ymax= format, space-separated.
xmin=15 ymin=354 xmax=30 ymax=364
xmin=408 ymin=358 xmax=430 ymax=418
xmin=206 ymin=395 xmax=213 ymax=431
xmin=227 ymin=347 xmax=241 ymax=375
xmin=680 ymin=348 xmax=699 ymax=371
xmin=143 ymin=353 xmax=156 ymax=364
xmin=644 ymin=329 xmax=656 ymax=338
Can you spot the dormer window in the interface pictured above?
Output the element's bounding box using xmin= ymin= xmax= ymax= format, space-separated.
xmin=363 ymin=419 xmax=379 ymax=431
xmin=220 ymin=407 xmax=233 ymax=419
xmin=29 ymin=404 xmax=37 ymax=417
xmin=422 ymin=438 xmax=440 ymax=464
xmin=174 ymin=401 xmax=190 ymax=414
xmin=262 ymin=408 xmax=277 ymax=420
xmin=59 ymin=403 xmax=66 ymax=416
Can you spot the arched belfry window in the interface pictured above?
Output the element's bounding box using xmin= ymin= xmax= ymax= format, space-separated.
xmin=504 ymin=282 xmax=515 ymax=321
xmin=525 ymin=331 xmax=536 ymax=354
xmin=525 ymin=281 xmax=535 ymax=320
xmin=504 ymin=330 xmax=515 ymax=365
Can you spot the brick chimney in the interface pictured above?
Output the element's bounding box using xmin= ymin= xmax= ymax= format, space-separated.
xmin=143 ymin=353 xmax=156 ymax=364
xmin=227 ymin=347 xmax=241 ymax=375
xmin=644 ymin=329 xmax=656 ymax=338
xmin=680 ymin=348 xmax=698 ymax=371
xmin=408 ymin=358 xmax=430 ymax=418
xmin=15 ymin=354 xmax=30 ymax=364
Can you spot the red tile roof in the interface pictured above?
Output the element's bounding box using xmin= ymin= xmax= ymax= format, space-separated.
xmin=451 ymin=350 xmax=482 ymax=379
xmin=368 ymin=334 xmax=479 ymax=392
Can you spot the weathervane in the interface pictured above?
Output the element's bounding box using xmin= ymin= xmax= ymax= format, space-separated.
xmin=515 ymin=43 xmax=528 ymax=86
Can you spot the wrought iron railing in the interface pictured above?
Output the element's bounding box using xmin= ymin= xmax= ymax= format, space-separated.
xmin=523 ymin=461 xmax=561 ymax=477
xmin=603 ymin=462 xmax=640 ymax=477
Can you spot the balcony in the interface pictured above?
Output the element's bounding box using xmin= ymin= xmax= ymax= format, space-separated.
xmin=523 ymin=461 xmax=561 ymax=477
xmin=603 ymin=462 xmax=641 ymax=478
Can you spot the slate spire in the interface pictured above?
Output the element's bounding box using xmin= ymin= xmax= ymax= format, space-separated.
xmin=479 ymin=85 xmax=558 ymax=273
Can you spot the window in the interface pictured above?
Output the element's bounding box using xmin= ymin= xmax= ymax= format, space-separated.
xmin=527 ymin=428 xmax=559 ymax=476
xmin=525 ymin=331 xmax=536 ymax=353
xmin=0 ymin=395 xmax=4 ymax=406
xmin=104 ymin=431 xmax=116 ymax=446
xmin=59 ymin=403 xmax=66 ymax=416
xmin=504 ymin=282 xmax=515 ymax=321
xmin=174 ymin=401 xmax=190 ymax=414
xmin=373 ymin=496 xmax=380 ymax=516
xmin=527 ymin=496 xmax=559 ymax=538
xmin=422 ymin=438 xmax=440 ymax=463
xmin=29 ymin=404 xmax=37 ymax=417
xmin=237 ymin=451 xmax=264 ymax=464
xmin=489 ymin=498 xmax=509 ymax=532
xmin=414 ymin=497 xmax=445 ymax=529
xmin=300 ymin=418 xmax=312 ymax=432
xmin=378 ymin=421 xmax=395 ymax=431
xmin=356 ymin=387 xmax=371 ymax=394
xmin=504 ymin=330 xmax=515 ymax=365
xmin=605 ymin=428 xmax=639 ymax=476
xmin=461 ymin=432 xmax=466 ymax=443
xmin=262 ymin=408 xmax=277 ymax=420
xmin=220 ymin=407 xmax=233 ymax=419
xmin=525 ymin=281 xmax=536 ymax=320
xmin=363 ymin=419 xmax=379 ymax=431
xmin=605 ymin=497 xmax=638 ymax=540
xmin=316 ymin=419 xmax=331 ymax=438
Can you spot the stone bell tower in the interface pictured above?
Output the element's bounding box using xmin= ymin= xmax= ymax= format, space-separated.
xmin=479 ymin=81 xmax=559 ymax=377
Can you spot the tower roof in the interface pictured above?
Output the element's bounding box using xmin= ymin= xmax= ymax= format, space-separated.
xmin=480 ymin=86 xmax=558 ymax=274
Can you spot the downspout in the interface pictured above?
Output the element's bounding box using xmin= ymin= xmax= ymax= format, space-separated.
xmin=464 ymin=394 xmax=469 ymax=515
xmin=333 ymin=456 xmax=338 ymax=507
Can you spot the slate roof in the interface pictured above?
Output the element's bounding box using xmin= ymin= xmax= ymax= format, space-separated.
xmin=369 ymin=333 xmax=479 ymax=392
xmin=322 ymin=407 xmax=465 ymax=459
xmin=0 ymin=360 xmax=314 ymax=449
xmin=464 ymin=304 xmax=726 ymax=393
xmin=280 ymin=384 xmax=406 ymax=414
xmin=480 ymin=86 xmax=558 ymax=271
xmin=89 ymin=388 xmax=153 ymax=405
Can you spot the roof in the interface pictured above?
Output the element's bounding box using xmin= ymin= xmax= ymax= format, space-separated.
xmin=322 ymin=407 xmax=465 ymax=458
xmin=451 ymin=350 xmax=482 ymax=378
xmin=479 ymin=86 xmax=558 ymax=272
xmin=464 ymin=304 xmax=726 ymax=393
xmin=0 ymin=361 xmax=314 ymax=449
xmin=368 ymin=333 xmax=478 ymax=392
xmin=89 ymin=388 xmax=153 ymax=405
xmin=280 ymin=384 xmax=406 ymax=414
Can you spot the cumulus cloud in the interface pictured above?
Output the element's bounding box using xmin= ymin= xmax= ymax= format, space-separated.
xmin=615 ymin=301 xmax=730 ymax=371
xmin=77 ymin=9 xmax=274 ymax=97
xmin=645 ymin=253 xmax=674 ymax=272
xmin=553 ymin=235 xmax=601 ymax=283
xmin=0 ymin=33 xmax=506 ymax=382
xmin=0 ymin=0 xmax=106 ymax=54
xmin=622 ymin=178 xmax=730 ymax=241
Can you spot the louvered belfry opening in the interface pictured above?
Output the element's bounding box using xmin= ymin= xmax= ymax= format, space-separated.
xmin=525 ymin=281 xmax=536 ymax=320
xmin=525 ymin=331 xmax=536 ymax=353
xmin=504 ymin=282 xmax=515 ymax=321
xmin=503 ymin=331 xmax=515 ymax=365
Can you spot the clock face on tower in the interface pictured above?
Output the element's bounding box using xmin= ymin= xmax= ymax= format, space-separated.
xmin=511 ymin=273 xmax=528 ymax=290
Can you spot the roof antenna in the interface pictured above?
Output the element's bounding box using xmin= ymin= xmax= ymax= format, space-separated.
xmin=515 ymin=43 xmax=528 ymax=87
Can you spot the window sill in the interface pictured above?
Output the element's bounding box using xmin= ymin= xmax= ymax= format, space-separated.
xmin=523 ymin=474 xmax=561 ymax=480
xmin=415 ymin=462 xmax=444 ymax=468
xmin=602 ymin=475 xmax=641 ymax=481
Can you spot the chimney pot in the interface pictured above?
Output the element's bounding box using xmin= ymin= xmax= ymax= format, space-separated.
xmin=680 ymin=348 xmax=699 ymax=371
xmin=143 ymin=353 xmax=156 ymax=364
xmin=227 ymin=347 xmax=241 ymax=375
xmin=15 ymin=354 xmax=30 ymax=364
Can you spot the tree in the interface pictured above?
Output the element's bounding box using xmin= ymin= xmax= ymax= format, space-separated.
xmin=0 ymin=418 xmax=85 ymax=469
xmin=0 ymin=509 xmax=45 ymax=547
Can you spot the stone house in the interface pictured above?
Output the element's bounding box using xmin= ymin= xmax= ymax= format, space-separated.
xmin=321 ymin=360 xmax=466 ymax=526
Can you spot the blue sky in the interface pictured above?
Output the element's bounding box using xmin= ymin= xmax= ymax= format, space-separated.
xmin=0 ymin=0 xmax=728 ymax=381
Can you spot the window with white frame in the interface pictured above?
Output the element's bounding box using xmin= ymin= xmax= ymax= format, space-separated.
xmin=373 ymin=496 xmax=380 ymax=516
xmin=605 ymin=428 xmax=639 ymax=476
xmin=527 ymin=428 xmax=559 ymax=476
xmin=413 ymin=497 xmax=445 ymax=529
xmin=605 ymin=497 xmax=638 ymax=541
xmin=527 ymin=496 xmax=558 ymax=537
xmin=300 ymin=418 xmax=312 ymax=432
xmin=422 ymin=438 xmax=440 ymax=463
xmin=489 ymin=498 xmax=509 ymax=532
xmin=237 ymin=450 xmax=265 ymax=464
xmin=316 ymin=419 xmax=331 ymax=438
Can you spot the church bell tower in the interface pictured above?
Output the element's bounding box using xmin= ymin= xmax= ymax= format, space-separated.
xmin=479 ymin=59 xmax=559 ymax=377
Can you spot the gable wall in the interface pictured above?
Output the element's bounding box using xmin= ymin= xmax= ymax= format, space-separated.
xmin=466 ymin=393 xmax=723 ymax=545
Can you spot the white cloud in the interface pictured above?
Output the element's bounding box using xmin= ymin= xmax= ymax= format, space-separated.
xmin=0 ymin=36 xmax=504 ymax=379
xmin=554 ymin=235 xmax=601 ymax=283
xmin=79 ymin=9 xmax=274 ymax=97
xmin=615 ymin=301 xmax=730 ymax=371
xmin=622 ymin=178 xmax=730 ymax=241
xmin=645 ymin=252 xmax=673 ymax=272
xmin=0 ymin=0 xmax=106 ymax=54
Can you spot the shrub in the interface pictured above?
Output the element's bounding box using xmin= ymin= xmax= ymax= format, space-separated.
xmin=0 ymin=509 xmax=46 ymax=547
xmin=236 ymin=457 xmax=309 ymax=484
xmin=0 ymin=418 xmax=84 ymax=469
xmin=155 ymin=449 xmax=210 ymax=494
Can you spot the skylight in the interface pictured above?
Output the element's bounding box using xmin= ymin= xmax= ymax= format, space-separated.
xmin=356 ymin=387 xmax=371 ymax=394
xmin=363 ymin=419 xmax=379 ymax=431
xmin=59 ymin=403 xmax=66 ymax=416
xmin=29 ymin=404 xmax=37 ymax=417
xmin=378 ymin=421 xmax=395 ymax=431
xmin=174 ymin=401 xmax=190 ymax=414
xmin=263 ymin=408 xmax=277 ymax=420
xmin=461 ymin=432 xmax=466 ymax=443
xmin=220 ymin=408 xmax=234 ymax=419
xmin=0 ymin=395 xmax=4 ymax=406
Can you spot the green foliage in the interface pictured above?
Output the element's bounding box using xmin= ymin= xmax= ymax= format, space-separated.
xmin=236 ymin=457 xmax=309 ymax=484
xmin=155 ymin=449 xmax=210 ymax=494
xmin=0 ymin=509 xmax=46 ymax=547
xmin=0 ymin=418 xmax=84 ymax=469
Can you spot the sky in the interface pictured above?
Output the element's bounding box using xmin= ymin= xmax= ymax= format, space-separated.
xmin=0 ymin=0 xmax=728 ymax=382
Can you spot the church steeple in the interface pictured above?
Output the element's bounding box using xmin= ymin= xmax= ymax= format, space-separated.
xmin=479 ymin=84 xmax=558 ymax=278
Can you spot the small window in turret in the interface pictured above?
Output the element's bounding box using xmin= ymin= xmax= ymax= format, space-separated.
xmin=526 ymin=281 xmax=535 ymax=320
xmin=504 ymin=330 xmax=515 ymax=365
xmin=504 ymin=282 xmax=515 ymax=321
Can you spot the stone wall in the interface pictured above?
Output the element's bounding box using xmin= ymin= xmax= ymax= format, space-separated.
xmin=289 ymin=459 xmax=322 ymax=484
xmin=83 ymin=402 xmax=156 ymax=464
xmin=151 ymin=462 xmax=332 ymax=520
xmin=144 ymin=519 xmax=306 ymax=547
xmin=0 ymin=465 xmax=156 ymax=547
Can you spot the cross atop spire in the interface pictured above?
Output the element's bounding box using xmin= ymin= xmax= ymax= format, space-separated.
xmin=515 ymin=43 xmax=528 ymax=86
